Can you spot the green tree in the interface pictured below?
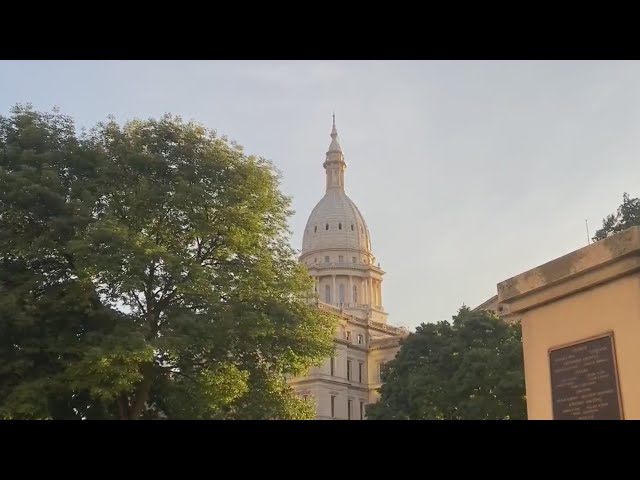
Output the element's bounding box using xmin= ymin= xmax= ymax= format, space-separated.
xmin=0 ymin=104 xmax=119 ymax=419
xmin=0 ymin=105 xmax=335 ymax=419
xmin=593 ymin=192 xmax=640 ymax=242
xmin=367 ymin=306 xmax=526 ymax=420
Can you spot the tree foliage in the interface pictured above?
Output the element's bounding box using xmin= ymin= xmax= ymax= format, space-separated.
xmin=367 ymin=306 xmax=526 ymax=420
xmin=593 ymin=192 xmax=640 ymax=242
xmin=0 ymin=105 xmax=335 ymax=419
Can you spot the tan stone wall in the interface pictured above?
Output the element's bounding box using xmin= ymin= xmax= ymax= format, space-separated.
xmin=498 ymin=226 xmax=640 ymax=420
xmin=518 ymin=274 xmax=640 ymax=419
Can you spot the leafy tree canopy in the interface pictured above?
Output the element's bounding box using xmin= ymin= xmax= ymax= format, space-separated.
xmin=0 ymin=104 xmax=335 ymax=419
xmin=367 ymin=306 xmax=526 ymax=420
xmin=593 ymin=192 xmax=640 ymax=242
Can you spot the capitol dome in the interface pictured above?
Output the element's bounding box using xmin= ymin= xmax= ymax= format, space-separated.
xmin=300 ymin=115 xmax=375 ymax=265
xmin=301 ymin=190 xmax=372 ymax=256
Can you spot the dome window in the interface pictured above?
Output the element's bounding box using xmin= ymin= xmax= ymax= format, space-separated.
xmin=339 ymin=223 xmax=342 ymax=230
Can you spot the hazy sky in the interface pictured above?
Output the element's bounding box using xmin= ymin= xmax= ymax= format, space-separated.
xmin=2 ymin=60 xmax=639 ymax=329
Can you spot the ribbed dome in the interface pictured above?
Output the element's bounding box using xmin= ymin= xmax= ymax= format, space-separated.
xmin=301 ymin=189 xmax=372 ymax=256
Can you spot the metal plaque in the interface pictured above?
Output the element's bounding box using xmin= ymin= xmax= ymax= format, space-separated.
xmin=549 ymin=334 xmax=622 ymax=420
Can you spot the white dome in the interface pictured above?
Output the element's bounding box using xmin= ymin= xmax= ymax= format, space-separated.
xmin=299 ymin=116 xmax=388 ymax=326
xmin=301 ymin=189 xmax=372 ymax=257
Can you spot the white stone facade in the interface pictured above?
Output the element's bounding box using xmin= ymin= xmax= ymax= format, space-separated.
xmin=289 ymin=116 xmax=407 ymax=419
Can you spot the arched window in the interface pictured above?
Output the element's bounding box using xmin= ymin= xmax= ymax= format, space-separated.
xmin=325 ymin=223 xmax=329 ymax=230
xmin=325 ymin=285 xmax=331 ymax=304
xmin=339 ymin=222 xmax=342 ymax=230
xmin=314 ymin=226 xmax=317 ymax=233
xmin=353 ymin=285 xmax=358 ymax=303
xmin=351 ymin=224 xmax=354 ymax=231
xmin=339 ymin=284 xmax=345 ymax=305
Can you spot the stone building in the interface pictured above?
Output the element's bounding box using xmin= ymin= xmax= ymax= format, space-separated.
xmin=288 ymin=117 xmax=407 ymax=419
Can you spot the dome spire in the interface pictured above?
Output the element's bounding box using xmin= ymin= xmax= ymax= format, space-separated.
xmin=324 ymin=113 xmax=346 ymax=192
xmin=328 ymin=113 xmax=342 ymax=153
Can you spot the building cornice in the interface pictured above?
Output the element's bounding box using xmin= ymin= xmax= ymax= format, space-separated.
xmin=334 ymin=338 xmax=369 ymax=352
xmin=317 ymin=303 xmax=404 ymax=336
xmin=305 ymin=261 xmax=384 ymax=276
xmin=300 ymin=246 xmax=373 ymax=258
xmin=289 ymin=376 xmax=371 ymax=393
xmin=369 ymin=341 xmax=403 ymax=352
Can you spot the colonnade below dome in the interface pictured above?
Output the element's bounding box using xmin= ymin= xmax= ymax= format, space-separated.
xmin=312 ymin=274 xmax=383 ymax=309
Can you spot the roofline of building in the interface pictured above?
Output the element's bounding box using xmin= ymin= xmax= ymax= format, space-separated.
xmin=472 ymin=294 xmax=499 ymax=312
xmin=316 ymin=302 xmax=406 ymax=337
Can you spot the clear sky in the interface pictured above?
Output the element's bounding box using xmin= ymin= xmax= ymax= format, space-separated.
xmin=2 ymin=60 xmax=639 ymax=329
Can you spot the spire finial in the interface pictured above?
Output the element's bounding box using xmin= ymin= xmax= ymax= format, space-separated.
xmin=327 ymin=112 xmax=342 ymax=154
xmin=331 ymin=112 xmax=337 ymax=138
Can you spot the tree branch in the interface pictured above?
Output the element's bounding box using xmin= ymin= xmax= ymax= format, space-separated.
xmin=198 ymin=237 xmax=222 ymax=262
xmin=145 ymin=262 xmax=156 ymax=306
xmin=195 ymin=237 xmax=203 ymax=260
xmin=117 ymin=395 xmax=129 ymax=420
xmin=166 ymin=368 xmax=199 ymax=384
xmin=130 ymin=290 xmax=147 ymax=315
xmin=157 ymin=287 xmax=178 ymax=310
xmin=128 ymin=363 xmax=156 ymax=420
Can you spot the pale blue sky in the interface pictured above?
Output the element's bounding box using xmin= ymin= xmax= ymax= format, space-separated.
xmin=2 ymin=60 xmax=639 ymax=329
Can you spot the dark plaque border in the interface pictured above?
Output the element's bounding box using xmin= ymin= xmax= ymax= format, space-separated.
xmin=548 ymin=332 xmax=623 ymax=420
